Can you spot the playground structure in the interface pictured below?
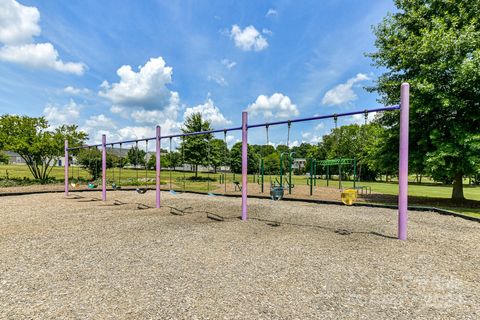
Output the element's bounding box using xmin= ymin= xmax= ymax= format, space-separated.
xmin=64 ymin=83 xmax=409 ymax=240
xmin=307 ymin=157 xmax=357 ymax=187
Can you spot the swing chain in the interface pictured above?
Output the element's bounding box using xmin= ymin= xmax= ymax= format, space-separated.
xmin=145 ymin=140 xmax=148 ymax=189
xmin=223 ymin=129 xmax=227 ymax=193
xmin=119 ymin=143 xmax=122 ymax=186
xmin=287 ymin=121 xmax=291 ymax=149
xmin=169 ymin=137 xmax=173 ymax=190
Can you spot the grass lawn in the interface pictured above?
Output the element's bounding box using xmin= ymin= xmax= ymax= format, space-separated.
xmin=1 ymin=165 xmax=479 ymax=217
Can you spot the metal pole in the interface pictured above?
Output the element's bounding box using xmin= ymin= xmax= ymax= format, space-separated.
xmin=314 ymin=160 xmax=317 ymax=186
xmin=241 ymin=111 xmax=248 ymax=221
xmin=64 ymin=140 xmax=69 ymax=197
xmin=280 ymin=153 xmax=284 ymax=187
xmin=398 ymin=83 xmax=410 ymax=240
xmin=260 ymin=158 xmax=264 ymax=193
xmin=288 ymin=154 xmax=292 ymax=194
xmin=338 ymin=161 xmax=342 ymax=189
xmin=102 ymin=134 xmax=107 ymax=201
xmin=309 ymin=158 xmax=313 ymax=196
xmin=156 ymin=126 xmax=161 ymax=209
xmin=327 ymin=165 xmax=329 ymax=187
xmin=353 ymin=158 xmax=357 ymax=188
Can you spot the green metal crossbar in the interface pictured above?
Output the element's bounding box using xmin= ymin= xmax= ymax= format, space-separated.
xmin=317 ymin=158 xmax=355 ymax=166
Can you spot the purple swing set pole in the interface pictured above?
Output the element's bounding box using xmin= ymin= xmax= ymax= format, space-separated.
xmin=156 ymin=126 xmax=161 ymax=209
xmin=398 ymin=83 xmax=410 ymax=240
xmin=241 ymin=111 xmax=248 ymax=221
xmin=64 ymin=140 xmax=69 ymax=197
xmin=102 ymin=134 xmax=107 ymax=201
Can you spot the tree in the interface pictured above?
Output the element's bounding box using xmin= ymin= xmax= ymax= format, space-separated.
xmin=229 ymin=142 xmax=259 ymax=174
xmin=127 ymin=146 xmax=146 ymax=167
xmin=368 ymin=0 xmax=480 ymax=200
xmin=263 ymin=152 xmax=280 ymax=175
xmin=291 ymin=143 xmax=314 ymax=158
xmin=76 ymin=148 xmax=102 ymax=180
xmin=0 ymin=115 xmax=87 ymax=182
xmin=181 ymin=113 xmax=212 ymax=176
xmin=165 ymin=151 xmax=181 ymax=170
xmin=147 ymin=154 xmax=169 ymax=170
xmin=208 ymin=138 xmax=229 ymax=173
xmin=276 ymin=144 xmax=289 ymax=154
xmin=0 ymin=152 xmax=8 ymax=164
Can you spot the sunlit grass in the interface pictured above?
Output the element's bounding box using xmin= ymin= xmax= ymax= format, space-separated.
xmin=1 ymin=164 xmax=479 ymax=201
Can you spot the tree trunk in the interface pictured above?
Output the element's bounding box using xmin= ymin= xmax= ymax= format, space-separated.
xmin=195 ymin=164 xmax=198 ymax=177
xmin=451 ymin=171 xmax=464 ymax=200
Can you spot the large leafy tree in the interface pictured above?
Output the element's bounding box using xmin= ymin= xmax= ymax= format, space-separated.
xmin=208 ymin=138 xmax=229 ymax=173
xmin=165 ymin=151 xmax=181 ymax=170
xmin=0 ymin=115 xmax=87 ymax=182
xmin=229 ymin=142 xmax=259 ymax=174
xmin=368 ymin=0 xmax=480 ymax=200
xmin=76 ymin=148 xmax=103 ymax=180
xmin=127 ymin=146 xmax=146 ymax=167
xmin=181 ymin=113 xmax=213 ymax=176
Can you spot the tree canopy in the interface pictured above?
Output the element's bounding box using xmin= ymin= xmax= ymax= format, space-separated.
xmin=181 ymin=113 xmax=213 ymax=176
xmin=368 ymin=0 xmax=480 ymax=199
xmin=0 ymin=115 xmax=87 ymax=182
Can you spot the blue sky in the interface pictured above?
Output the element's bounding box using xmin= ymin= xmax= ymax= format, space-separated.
xmin=0 ymin=0 xmax=397 ymax=147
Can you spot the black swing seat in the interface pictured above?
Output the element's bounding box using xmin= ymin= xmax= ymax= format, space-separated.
xmin=136 ymin=188 xmax=148 ymax=194
xmin=233 ymin=181 xmax=242 ymax=191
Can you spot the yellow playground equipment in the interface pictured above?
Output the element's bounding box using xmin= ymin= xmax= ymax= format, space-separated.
xmin=341 ymin=189 xmax=357 ymax=206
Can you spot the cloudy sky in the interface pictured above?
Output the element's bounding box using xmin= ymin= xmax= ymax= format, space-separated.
xmin=0 ymin=0 xmax=397 ymax=148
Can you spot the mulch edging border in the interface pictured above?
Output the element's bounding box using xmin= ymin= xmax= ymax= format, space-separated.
xmin=1 ymin=188 xmax=479 ymax=223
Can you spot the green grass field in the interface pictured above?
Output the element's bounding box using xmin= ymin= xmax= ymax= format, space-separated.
xmin=1 ymin=164 xmax=479 ymax=218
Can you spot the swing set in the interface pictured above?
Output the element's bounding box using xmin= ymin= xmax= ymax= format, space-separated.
xmin=63 ymin=82 xmax=410 ymax=240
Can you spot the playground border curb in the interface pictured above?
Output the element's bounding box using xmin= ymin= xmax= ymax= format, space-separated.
xmin=1 ymin=188 xmax=479 ymax=223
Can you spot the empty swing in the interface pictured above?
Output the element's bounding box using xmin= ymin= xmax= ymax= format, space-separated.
xmin=87 ymin=147 xmax=98 ymax=189
xmin=206 ymin=135 xmax=215 ymax=197
xmin=69 ymin=155 xmax=79 ymax=188
xmin=266 ymin=124 xmax=284 ymax=201
xmin=169 ymin=137 xmax=176 ymax=195
xmin=135 ymin=140 xmax=148 ymax=194
xmin=112 ymin=143 xmax=122 ymax=191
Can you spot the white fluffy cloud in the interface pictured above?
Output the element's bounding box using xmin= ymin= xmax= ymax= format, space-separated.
xmin=43 ymin=99 xmax=81 ymax=126
xmin=0 ymin=0 xmax=40 ymax=44
xmin=63 ymin=86 xmax=91 ymax=95
xmin=247 ymin=93 xmax=299 ymax=119
xmin=321 ymin=73 xmax=370 ymax=106
xmin=84 ymin=114 xmax=117 ymax=130
xmin=301 ymin=132 xmax=322 ymax=144
xmin=0 ymin=0 xmax=86 ymax=75
xmin=0 ymin=43 xmax=86 ymax=74
xmin=184 ymin=98 xmax=232 ymax=127
xmin=99 ymin=57 xmax=178 ymax=110
xmin=230 ymin=25 xmax=268 ymax=52
xmin=130 ymin=104 xmax=180 ymax=127
xmin=350 ymin=112 xmax=377 ymax=125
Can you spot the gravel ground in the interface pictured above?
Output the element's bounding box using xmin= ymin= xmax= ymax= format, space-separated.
xmin=0 ymin=191 xmax=479 ymax=319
